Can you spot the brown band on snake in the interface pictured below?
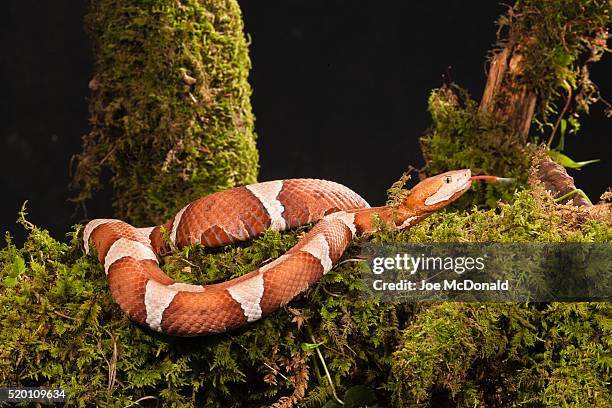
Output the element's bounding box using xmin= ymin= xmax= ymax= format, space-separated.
xmin=84 ymin=173 xmax=472 ymax=336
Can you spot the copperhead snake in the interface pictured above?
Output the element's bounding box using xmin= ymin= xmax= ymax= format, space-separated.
xmin=83 ymin=170 xmax=473 ymax=336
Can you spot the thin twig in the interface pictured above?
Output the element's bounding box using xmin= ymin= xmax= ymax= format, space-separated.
xmin=53 ymin=311 xmax=78 ymax=321
xmin=320 ymin=286 xmax=342 ymax=298
xmin=307 ymin=327 xmax=343 ymax=406
xmin=98 ymin=145 xmax=117 ymax=166
xmin=236 ymin=343 xmax=289 ymax=381
xmin=102 ymin=328 xmax=118 ymax=399
xmin=19 ymin=201 xmax=35 ymax=229
xmin=335 ymin=258 xmax=365 ymax=266
xmin=343 ymin=343 xmax=357 ymax=357
xmin=123 ymin=395 xmax=158 ymax=407
xmin=547 ymin=85 xmax=572 ymax=148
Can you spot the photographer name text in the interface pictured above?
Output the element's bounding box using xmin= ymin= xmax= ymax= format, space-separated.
xmin=372 ymin=279 xmax=509 ymax=291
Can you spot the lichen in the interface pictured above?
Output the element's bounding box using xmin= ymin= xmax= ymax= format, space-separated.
xmin=72 ymin=0 xmax=258 ymax=226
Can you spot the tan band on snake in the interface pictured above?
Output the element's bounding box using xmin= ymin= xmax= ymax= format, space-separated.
xmin=84 ymin=170 xmax=472 ymax=336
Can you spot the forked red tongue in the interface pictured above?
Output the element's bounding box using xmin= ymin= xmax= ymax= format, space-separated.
xmin=470 ymin=175 xmax=516 ymax=183
xmin=470 ymin=175 xmax=499 ymax=180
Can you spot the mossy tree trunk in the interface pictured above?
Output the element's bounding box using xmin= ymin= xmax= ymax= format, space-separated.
xmin=480 ymin=0 xmax=610 ymax=144
xmin=479 ymin=45 xmax=537 ymax=140
xmin=421 ymin=0 xmax=610 ymax=209
xmin=73 ymin=0 xmax=258 ymax=226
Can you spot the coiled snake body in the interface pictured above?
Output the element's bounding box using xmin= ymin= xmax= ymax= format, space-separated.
xmin=84 ymin=170 xmax=472 ymax=336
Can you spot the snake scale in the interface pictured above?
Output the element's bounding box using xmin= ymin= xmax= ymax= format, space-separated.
xmin=83 ymin=170 xmax=472 ymax=336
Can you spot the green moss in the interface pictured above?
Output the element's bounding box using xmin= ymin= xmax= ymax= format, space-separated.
xmin=1 ymin=189 xmax=610 ymax=407
xmin=392 ymin=303 xmax=512 ymax=405
xmin=73 ymin=0 xmax=258 ymax=225
xmin=496 ymin=0 xmax=611 ymax=138
xmin=405 ymin=7 xmax=612 ymax=397
xmin=389 ymin=191 xmax=611 ymax=407
xmin=420 ymin=85 xmax=532 ymax=209
xmin=4 ymin=1 xmax=610 ymax=406
xmin=392 ymin=301 xmax=611 ymax=407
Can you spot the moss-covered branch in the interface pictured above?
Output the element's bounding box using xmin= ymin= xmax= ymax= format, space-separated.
xmin=72 ymin=0 xmax=258 ymax=225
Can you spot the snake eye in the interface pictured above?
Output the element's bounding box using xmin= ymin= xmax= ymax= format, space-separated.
xmin=444 ymin=176 xmax=452 ymax=184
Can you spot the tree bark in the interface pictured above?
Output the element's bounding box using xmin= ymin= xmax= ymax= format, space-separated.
xmin=479 ymin=43 xmax=537 ymax=140
xmin=534 ymin=155 xmax=592 ymax=207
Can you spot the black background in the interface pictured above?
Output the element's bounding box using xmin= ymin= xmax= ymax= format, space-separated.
xmin=1 ymin=1 xmax=610 ymax=244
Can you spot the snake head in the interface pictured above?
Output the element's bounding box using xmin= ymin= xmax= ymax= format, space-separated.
xmin=404 ymin=169 xmax=472 ymax=213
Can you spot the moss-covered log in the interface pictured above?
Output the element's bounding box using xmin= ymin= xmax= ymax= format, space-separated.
xmin=72 ymin=0 xmax=258 ymax=225
xmin=1 ymin=186 xmax=610 ymax=407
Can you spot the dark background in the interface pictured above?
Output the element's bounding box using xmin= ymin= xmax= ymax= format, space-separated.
xmin=1 ymin=1 xmax=610 ymax=244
